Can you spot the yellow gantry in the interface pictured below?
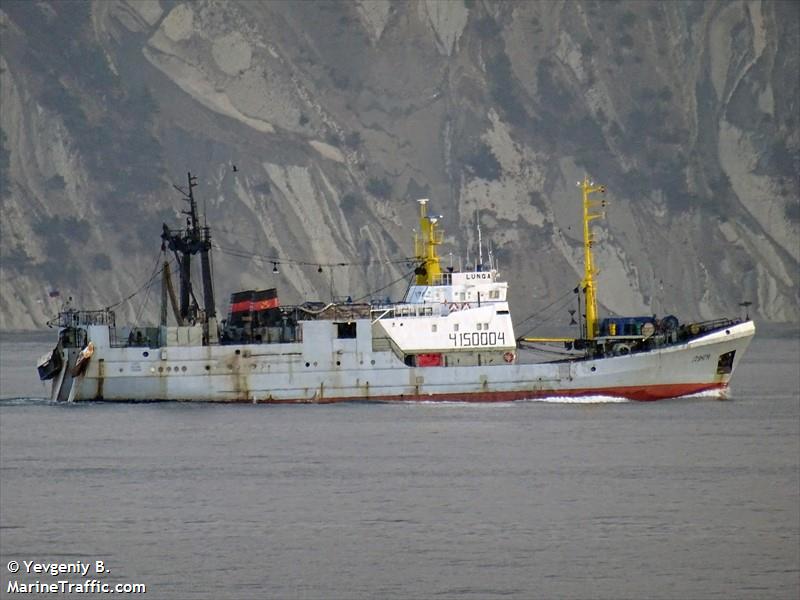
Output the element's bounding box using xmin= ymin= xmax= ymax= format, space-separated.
xmin=414 ymin=199 xmax=443 ymax=285
xmin=580 ymin=176 xmax=607 ymax=339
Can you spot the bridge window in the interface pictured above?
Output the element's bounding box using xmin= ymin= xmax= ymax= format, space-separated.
xmin=336 ymin=322 xmax=357 ymax=339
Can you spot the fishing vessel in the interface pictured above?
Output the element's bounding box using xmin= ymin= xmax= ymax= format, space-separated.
xmin=37 ymin=174 xmax=755 ymax=403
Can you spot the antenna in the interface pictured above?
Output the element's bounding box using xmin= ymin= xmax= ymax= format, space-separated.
xmin=738 ymin=300 xmax=752 ymax=320
xmin=476 ymin=209 xmax=483 ymax=269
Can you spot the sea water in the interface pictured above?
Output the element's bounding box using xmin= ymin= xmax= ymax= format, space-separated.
xmin=1 ymin=331 xmax=797 ymax=599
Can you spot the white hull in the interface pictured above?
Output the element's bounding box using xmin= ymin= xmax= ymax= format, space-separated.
xmin=50 ymin=321 xmax=755 ymax=403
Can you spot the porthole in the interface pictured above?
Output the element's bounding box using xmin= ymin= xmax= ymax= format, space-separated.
xmin=166 ymin=366 xmax=172 ymax=372
xmin=119 ymin=367 xmax=123 ymax=373
xmin=370 ymin=359 xmax=376 ymax=365
xmin=305 ymin=362 xmax=310 ymax=367
xmin=205 ymin=365 xmax=210 ymax=371
xmin=313 ymin=361 xmax=318 ymax=367
xmin=181 ymin=366 xmax=187 ymax=372
xmin=591 ymin=366 xmax=596 ymax=372
xmin=336 ymin=361 xmax=341 ymax=366
xmin=142 ymin=351 xmax=149 ymax=357
xmin=235 ymin=349 xmax=241 ymax=355
xmin=158 ymin=367 xmax=163 ymax=373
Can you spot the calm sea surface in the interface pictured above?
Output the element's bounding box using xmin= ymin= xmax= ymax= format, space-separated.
xmin=0 ymin=331 xmax=798 ymax=599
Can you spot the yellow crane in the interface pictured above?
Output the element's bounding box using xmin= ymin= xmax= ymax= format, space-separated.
xmin=522 ymin=176 xmax=606 ymax=344
xmin=580 ymin=176 xmax=607 ymax=339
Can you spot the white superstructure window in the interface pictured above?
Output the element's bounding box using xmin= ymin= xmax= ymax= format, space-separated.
xmin=453 ymin=324 xmax=459 ymax=332
xmin=431 ymin=324 xmax=438 ymax=332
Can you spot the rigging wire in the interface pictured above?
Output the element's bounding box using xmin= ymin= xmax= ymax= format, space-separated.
xmin=517 ymin=293 xmax=579 ymax=339
xmin=212 ymin=242 xmax=416 ymax=269
xmin=212 ymin=225 xmax=271 ymax=243
xmin=514 ymin=288 xmax=575 ymax=330
xmin=105 ymin=249 xmax=166 ymax=313
xmin=352 ymin=265 xmax=420 ymax=303
xmin=133 ymin=270 xmax=156 ymax=327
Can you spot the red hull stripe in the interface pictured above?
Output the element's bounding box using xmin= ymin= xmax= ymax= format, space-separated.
xmin=220 ymin=382 xmax=728 ymax=404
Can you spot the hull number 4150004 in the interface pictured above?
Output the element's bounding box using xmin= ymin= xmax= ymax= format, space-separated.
xmin=449 ymin=331 xmax=506 ymax=347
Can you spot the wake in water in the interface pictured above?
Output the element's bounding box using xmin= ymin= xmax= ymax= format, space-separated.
xmin=0 ymin=397 xmax=56 ymax=406
xmin=679 ymin=387 xmax=728 ymax=400
xmin=524 ymin=394 xmax=630 ymax=404
xmin=408 ymin=395 xmax=630 ymax=406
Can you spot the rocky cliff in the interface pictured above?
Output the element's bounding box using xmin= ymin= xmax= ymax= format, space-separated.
xmin=1 ymin=0 xmax=797 ymax=331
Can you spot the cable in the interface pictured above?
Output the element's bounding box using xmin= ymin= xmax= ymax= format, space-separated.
xmin=133 ymin=271 xmax=155 ymax=327
xmin=514 ymin=287 xmax=575 ymax=331
xmin=212 ymin=242 xmax=416 ymax=269
xmin=515 ymin=290 xmax=578 ymax=340
xmin=105 ymin=250 xmax=169 ymax=312
xmin=517 ymin=293 xmax=578 ymax=339
xmin=352 ymin=264 xmax=420 ymax=303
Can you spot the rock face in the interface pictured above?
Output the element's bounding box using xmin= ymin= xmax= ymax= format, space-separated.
xmin=1 ymin=1 xmax=797 ymax=330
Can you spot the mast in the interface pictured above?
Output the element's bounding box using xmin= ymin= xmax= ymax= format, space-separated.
xmin=183 ymin=172 xmax=216 ymax=321
xmin=579 ymin=176 xmax=606 ymax=339
xmin=161 ymin=171 xmax=216 ymax=330
xmin=414 ymin=199 xmax=443 ymax=285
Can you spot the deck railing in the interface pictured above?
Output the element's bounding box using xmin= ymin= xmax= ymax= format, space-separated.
xmin=49 ymin=309 xmax=116 ymax=329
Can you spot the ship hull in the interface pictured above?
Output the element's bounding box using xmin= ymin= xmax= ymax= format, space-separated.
xmin=49 ymin=321 xmax=755 ymax=403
